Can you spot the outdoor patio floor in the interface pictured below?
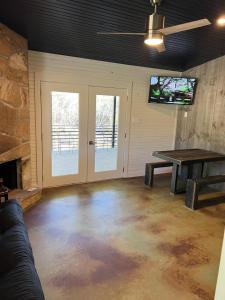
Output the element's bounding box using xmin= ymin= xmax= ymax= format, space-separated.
xmin=52 ymin=148 xmax=118 ymax=176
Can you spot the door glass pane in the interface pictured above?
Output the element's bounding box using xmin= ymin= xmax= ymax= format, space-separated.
xmin=51 ymin=91 xmax=79 ymax=176
xmin=95 ymin=95 xmax=120 ymax=172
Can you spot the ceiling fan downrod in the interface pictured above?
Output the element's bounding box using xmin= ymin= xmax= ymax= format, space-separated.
xmin=150 ymin=0 xmax=162 ymax=7
xmin=150 ymin=0 xmax=162 ymax=15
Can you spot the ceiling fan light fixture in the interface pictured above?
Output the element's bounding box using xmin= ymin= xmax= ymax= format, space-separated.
xmin=217 ymin=16 xmax=225 ymax=26
xmin=144 ymin=31 xmax=163 ymax=46
xmin=144 ymin=37 xmax=163 ymax=46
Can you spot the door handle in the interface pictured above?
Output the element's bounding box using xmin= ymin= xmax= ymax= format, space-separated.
xmin=89 ymin=141 xmax=95 ymax=145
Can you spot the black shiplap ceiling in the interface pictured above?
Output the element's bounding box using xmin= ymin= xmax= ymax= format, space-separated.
xmin=1 ymin=0 xmax=225 ymax=71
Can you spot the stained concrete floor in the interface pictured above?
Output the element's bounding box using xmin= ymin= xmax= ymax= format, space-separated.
xmin=24 ymin=176 xmax=225 ymax=300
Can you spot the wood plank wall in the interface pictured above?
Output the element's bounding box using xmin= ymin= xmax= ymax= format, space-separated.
xmin=175 ymin=55 xmax=225 ymax=186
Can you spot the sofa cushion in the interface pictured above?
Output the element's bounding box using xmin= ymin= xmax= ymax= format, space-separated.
xmin=0 ymin=261 xmax=45 ymax=300
xmin=0 ymin=223 xmax=34 ymax=267
xmin=0 ymin=200 xmax=24 ymax=233
xmin=0 ymin=237 xmax=18 ymax=274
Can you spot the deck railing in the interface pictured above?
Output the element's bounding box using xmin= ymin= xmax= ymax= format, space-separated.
xmin=52 ymin=125 xmax=118 ymax=151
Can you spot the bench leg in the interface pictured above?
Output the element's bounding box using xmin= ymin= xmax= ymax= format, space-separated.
xmin=145 ymin=164 xmax=154 ymax=187
xmin=144 ymin=164 xmax=150 ymax=185
xmin=171 ymin=164 xmax=179 ymax=194
xmin=185 ymin=179 xmax=199 ymax=210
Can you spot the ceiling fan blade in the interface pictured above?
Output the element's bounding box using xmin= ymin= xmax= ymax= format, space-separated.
xmin=97 ymin=32 xmax=145 ymax=35
xmin=159 ymin=18 xmax=211 ymax=36
xmin=156 ymin=43 xmax=166 ymax=53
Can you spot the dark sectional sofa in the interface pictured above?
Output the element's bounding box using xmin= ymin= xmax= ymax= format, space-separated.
xmin=0 ymin=200 xmax=45 ymax=300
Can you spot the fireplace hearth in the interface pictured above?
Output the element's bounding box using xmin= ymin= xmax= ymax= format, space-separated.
xmin=0 ymin=159 xmax=22 ymax=190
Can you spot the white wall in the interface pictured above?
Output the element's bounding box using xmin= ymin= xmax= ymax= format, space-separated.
xmin=28 ymin=51 xmax=180 ymax=186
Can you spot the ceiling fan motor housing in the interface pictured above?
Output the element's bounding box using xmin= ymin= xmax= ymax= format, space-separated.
xmin=146 ymin=13 xmax=165 ymax=40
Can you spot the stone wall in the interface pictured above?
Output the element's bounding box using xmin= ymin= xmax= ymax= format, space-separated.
xmin=0 ymin=23 xmax=31 ymax=189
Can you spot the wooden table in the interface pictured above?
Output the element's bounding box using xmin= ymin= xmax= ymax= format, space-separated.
xmin=153 ymin=149 xmax=225 ymax=194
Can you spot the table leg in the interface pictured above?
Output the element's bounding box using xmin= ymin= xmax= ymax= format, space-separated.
xmin=171 ymin=163 xmax=179 ymax=194
xmin=171 ymin=163 xmax=203 ymax=194
xmin=191 ymin=163 xmax=205 ymax=179
xmin=201 ymin=162 xmax=206 ymax=177
xmin=187 ymin=165 xmax=193 ymax=179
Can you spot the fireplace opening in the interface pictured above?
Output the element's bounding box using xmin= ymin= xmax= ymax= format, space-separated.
xmin=0 ymin=159 xmax=22 ymax=190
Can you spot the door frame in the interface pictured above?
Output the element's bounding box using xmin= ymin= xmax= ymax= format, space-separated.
xmin=34 ymin=71 xmax=132 ymax=188
xmin=87 ymin=86 xmax=128 ymax=182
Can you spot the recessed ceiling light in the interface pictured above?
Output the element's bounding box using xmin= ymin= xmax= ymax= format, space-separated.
xmin=217 ymin=16 xmax=225 ymax=26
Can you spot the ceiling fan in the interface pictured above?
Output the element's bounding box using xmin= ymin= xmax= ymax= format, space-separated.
xmin=97 ymin=0 xmax=211 ymax=52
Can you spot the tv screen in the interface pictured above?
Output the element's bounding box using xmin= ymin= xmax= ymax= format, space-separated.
xmin=149 ymin=76 xmax=197 ymax=105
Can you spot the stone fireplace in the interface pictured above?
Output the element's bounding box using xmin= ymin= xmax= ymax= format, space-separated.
xmin=0 ymin=23 xmax=31 ymax=189
xmin=0 ymin=23 xmax=41 ymax=209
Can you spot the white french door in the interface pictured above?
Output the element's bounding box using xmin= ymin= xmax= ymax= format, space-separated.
xmin=87 ymin=86 xmax=127 ymax=182
xmin=41 ymin=82 xmax=127 ymax=187
xmin=41 ymin=82 xmax=88 ymax=187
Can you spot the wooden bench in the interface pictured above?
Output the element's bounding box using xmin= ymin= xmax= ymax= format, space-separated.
xmin=145 ymin=161 xmax=173 ymax=187
xmin=185 ymin=175 xmax=225 ymax=210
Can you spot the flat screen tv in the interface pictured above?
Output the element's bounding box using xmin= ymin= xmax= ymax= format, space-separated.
xmin=149 ymin=76 xmax=197 ymax=105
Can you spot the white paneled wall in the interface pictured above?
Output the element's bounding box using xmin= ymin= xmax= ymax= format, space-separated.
xmin=28 ymin=51 xmax=180 ymax=186
xmin=128 ymin=83 xmax=178 ymax=177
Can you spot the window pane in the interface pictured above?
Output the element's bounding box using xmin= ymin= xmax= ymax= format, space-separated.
xmin=51 ymin=91 xmax=79 ymax=176
xmin=95 ymin=95 xmax=120 ymax=172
